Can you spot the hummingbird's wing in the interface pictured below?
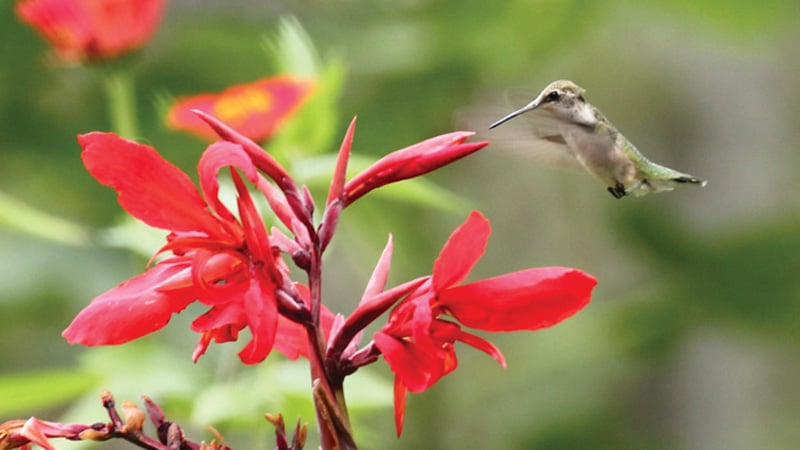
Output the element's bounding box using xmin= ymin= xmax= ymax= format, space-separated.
xmin=455 ymin=105 xmax=585 ymax=172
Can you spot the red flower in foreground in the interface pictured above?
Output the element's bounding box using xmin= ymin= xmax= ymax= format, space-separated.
xmin=63 ymin=132 xmax=323 ymax=364
xmin=167 ymin=76 xmax=315 ymax=142
xmin=374 ymin=211 xmax=597 ymax=435
xmin=16 ymin=0 xmax=165 ymax=63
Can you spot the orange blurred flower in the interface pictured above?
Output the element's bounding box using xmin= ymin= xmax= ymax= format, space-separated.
xmin=16 ymin=0 xmax=166 ymax=63
xmin=167 ymin=76 xmax=315 ymax=143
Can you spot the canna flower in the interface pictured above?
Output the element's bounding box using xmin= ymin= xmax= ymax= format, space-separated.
xmin=167 ymin=76 xmax=315 ymax=142
xmin=374 ymin=211 xmax=597 ymax=435
xmin=16 ymin=0 xmax=166 ymax=63
xmin=62 ymin=132 xmax=317 ymax=364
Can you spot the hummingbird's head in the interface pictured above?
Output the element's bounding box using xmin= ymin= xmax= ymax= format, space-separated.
xmin=490 ymin=80 xmax=595 ymax=129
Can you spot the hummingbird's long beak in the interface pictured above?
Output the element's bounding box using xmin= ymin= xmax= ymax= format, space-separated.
xmin=489 ymin=99 xmax=541 ymax=129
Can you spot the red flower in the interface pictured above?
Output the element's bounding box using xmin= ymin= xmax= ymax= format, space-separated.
xmin=62 ymin=132 xmax=315 ymax=364
xmin=16 ymin=0 xmax=165 ymax=63
xmin=374 ymin=211 xmax=597 ymax=435
xmin=167 ymin=76 xmax=315 ymax=142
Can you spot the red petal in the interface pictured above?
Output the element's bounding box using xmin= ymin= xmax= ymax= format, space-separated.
xmin=20 ymin=417 xmax=55 ymax=450
xmin=237 ymin=274 xmax=278 ymax=364
xmin=432 ymin=211 xmax=490 ymax=291
xmin=272 ymin=315 xmax=307 ymax=360
xmin=78 ymin=0 xmax=165 ymax=58
xmin=320 ymin=117 xmax=354 ymax=246
xmin=257 ymin=179 xmax=296 ymax=231
xmin=168 ymin=76 xmax=314 ymax=142
xmin=327 ymin=117 xmax=356 ymax=206
xmin=273 ymin=305 xmax=336 ymax=360
xmin=439 ymin=267 xmax=597 ymax=332
xmin=16 ymin=0 xmax=165 ymax=62
xmin=16 ymin=0 xmax=91 ymax=62
xmin=361 ymin=235 xmax=394 ymax=302
xmin=197 ymin=141 xmax=259 ymax=223
xmin=329 ymin=277 xmax=428 ymax=361
xmin=166 ymin=94 xmax=219 ymax=141
xmin=190 ymin=300 xmax=246 ymax=335
xmin=375 ymin=301 xmax=455 ymax=394
xmin=63 ymin=260 xmax=196 ymax=345
xmin=393 ymin=377 xmax=408 ymax=437
xmin=374 ymin=332 xmax=437 ymax=392
xmin=191 ymin=110 xmax=294 ymax=189
xmin=231 ymin=171 xmax=281 ymax=283
xmin=454 ymin=329 xmax=506 ymax=368
xmin=78 ymin=132 xmax=225 ymax=237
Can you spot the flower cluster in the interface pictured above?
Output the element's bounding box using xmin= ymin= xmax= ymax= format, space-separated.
xmin=62 ymin=113 xmax=488 ymax=364
xmin=62 ymin=108 xmax=596 ymax=441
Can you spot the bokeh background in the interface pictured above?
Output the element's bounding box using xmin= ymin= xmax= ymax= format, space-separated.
xmin=2 ymin=1 xmax=799 ymax=449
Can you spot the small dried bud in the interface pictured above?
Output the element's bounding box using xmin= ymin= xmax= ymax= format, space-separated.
xmin=291 ymin=250 xmax=311 ymax=270
xmin=292 ymin=419 xmax=308 ymax=449
xmin=264 ymin=413 xmax=282 ymax=427
xmin=78 ymin=428 xmax=111 ymax=441
xmin=121 ymin=401 xmax=145 ymax=433
xmin=100 ymin=390 xmax=114 ymax=408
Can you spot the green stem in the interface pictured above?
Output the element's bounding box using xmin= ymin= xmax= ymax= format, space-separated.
xmin=0 ymin=190 xmax=91 ymax=246
xmin=102 ymin=70 xmax=139 ymax=139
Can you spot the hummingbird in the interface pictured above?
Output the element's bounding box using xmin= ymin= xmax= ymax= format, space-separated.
xmin=489 ymin=80 xmax=706 ymax=199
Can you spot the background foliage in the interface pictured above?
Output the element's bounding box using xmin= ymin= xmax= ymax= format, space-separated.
xmin=1 ymin=1 xmax=799 ymax=449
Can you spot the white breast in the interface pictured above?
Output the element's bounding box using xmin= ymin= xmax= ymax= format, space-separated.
xmin=560 ymin=124 xmax=636 ymax=187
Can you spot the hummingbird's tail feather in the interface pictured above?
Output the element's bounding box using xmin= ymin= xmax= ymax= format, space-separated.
xmin=672 ymin=175 xmax=708 ymax=187
xmin=627 ymin=172 xmax=707 ymax=197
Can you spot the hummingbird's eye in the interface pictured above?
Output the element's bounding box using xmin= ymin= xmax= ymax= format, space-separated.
xmin=577 ymin=95 xmax=585 ymax=102
xmin=545 ymin=91 xmax=560 ymax=102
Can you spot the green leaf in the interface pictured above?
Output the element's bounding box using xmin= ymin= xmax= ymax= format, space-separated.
xmin=0 ymin=369 xmax=99 ymax=415
xmin=0 ymin=191 xmax=91 ymax=246
xmin=264 ymin=16 xmax=321 ymax=77
xmin=269 ymin=60 xmax=346 ymax=160
xmin=263 ymin=17 xmax=347 ymax=160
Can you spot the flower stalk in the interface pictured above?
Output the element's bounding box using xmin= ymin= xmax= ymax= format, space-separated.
xmin=102 ymin=70 xmax=139 ymax=139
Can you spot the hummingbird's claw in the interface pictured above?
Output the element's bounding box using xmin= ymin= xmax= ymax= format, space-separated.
xmin=607 ymin=182 xmax=627 ymax=199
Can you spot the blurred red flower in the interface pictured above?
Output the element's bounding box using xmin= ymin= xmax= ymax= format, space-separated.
xmin=167 ymin=76 xmax=315 ymax=142
xmin=62 ymin=132 xmax=325 ymax=364
xmin=16 ymin=0 xmax=165 ymax=63
xmin=374 ymin=211 xmax=597 ymax=435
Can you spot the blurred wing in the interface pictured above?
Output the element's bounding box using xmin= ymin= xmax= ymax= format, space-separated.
xmin=455 ymin=104 xmax=585 ymax=173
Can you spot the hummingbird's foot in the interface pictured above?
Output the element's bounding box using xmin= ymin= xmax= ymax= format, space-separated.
xmin=607 ymin=181 xmax=627 ymax=199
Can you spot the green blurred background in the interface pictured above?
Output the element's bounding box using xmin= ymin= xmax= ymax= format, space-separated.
xmin=1 ymin=1 xmax=799 ymax=449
